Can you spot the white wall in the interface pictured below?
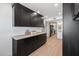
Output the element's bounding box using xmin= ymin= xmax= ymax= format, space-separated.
xmin=57 ymin=21 xmax=63 ymax=39
xmin=45 ymin=22 xmax=50 ymax=38
xmin=0 ymin=4 xmax=12 ymax=56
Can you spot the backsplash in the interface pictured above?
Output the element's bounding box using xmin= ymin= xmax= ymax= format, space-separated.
xmin=12 ymin=27 xmax=45 ymax=36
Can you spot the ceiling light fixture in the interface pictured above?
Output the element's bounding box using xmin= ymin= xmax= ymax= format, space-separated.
xmin=31 ymin=12 xmax=37 ymax=16
xmin=37 ymin=10 xmax=40 ymax=13
xmin=33 ymin=12 xmax=37 ymax=15
xmin=54 ymin=3 xmax=59 ymax=7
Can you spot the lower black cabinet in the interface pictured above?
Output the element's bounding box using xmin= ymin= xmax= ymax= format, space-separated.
xmin=12 ymin=33 xmax=47 ymax=56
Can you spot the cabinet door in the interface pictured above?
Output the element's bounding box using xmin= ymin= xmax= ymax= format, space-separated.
xmin=30 ymin=15 xmax=38 ymax=27
xmin=14 ymin=3 xmax=31 ymax=27
xmin=36 ymin=34 xmax=47 ymax=48
xmin=21 ymin=8 xmax=31 ymax=26
xmin=30 ymin=14 xmax=44 ymax=27
xmin=17 ymin=40 xmax=23 ymax=56
xmin=22 ymin=38 xmax=33 ymax=55
xmin=14 ymin=4 xmax=22 ymax=26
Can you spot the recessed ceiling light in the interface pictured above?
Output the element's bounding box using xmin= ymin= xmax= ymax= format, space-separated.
xmin=31 ymin=12 xmax=37 ymax=16
xmin=54 ymin=3 xmax=59 ymax=7
xmin=37 ymin=10 xmax=40 ymax=13
xmin=33 ymin=12 xmax=37 ymax=15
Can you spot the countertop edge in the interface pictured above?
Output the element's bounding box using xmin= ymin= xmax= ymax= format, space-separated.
xmin=12 ymin=32 xmax=46 ymax=40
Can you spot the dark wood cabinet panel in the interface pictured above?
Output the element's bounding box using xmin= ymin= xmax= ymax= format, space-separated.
xmin=37 ymin=34 xmax=46 ymax=47
xmin=21 ymin=9 xmax=31 ymax=26
xmin=12 ymin=33 xmax=47 ymax=56
xmin=30 ymin=15 xmax=44 ymax=27
xmin=14 ymin=3 xmax=31 ymax=26
xmin=14 ymin=4 xmax=22 ymax=26
xmin=13 ymin=3 xmax=44 ymax=27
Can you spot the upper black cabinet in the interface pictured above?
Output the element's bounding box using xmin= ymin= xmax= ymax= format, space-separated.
xmin=31 ymin=14 xmax=44 ymax=27
xmin=13 ymin=3 xmax=44 ymax=27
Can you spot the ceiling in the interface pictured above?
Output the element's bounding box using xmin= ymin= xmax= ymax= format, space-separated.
xmin=21 ymin=3 xmax=62 ymax=19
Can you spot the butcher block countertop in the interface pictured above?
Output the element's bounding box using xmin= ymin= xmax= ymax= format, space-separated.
xmin=12 ymin=32 xmax=46 ymax=40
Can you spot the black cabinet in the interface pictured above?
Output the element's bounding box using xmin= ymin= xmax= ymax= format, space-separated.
xmin=14 ymin=3 xmax=32 ymax=26
xmin=14 ymin=4 xmax=22 ymax=26
xmin=12 ymin=33 xmax=47 ymax=56
xmin=30 ymin=15 xmax=44 ymax=27
xmin=13 ymin=3 xmax=44 ymax=27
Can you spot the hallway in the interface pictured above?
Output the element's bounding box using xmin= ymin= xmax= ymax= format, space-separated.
xmin=29 ymin=35 xmax=62 ymax=56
